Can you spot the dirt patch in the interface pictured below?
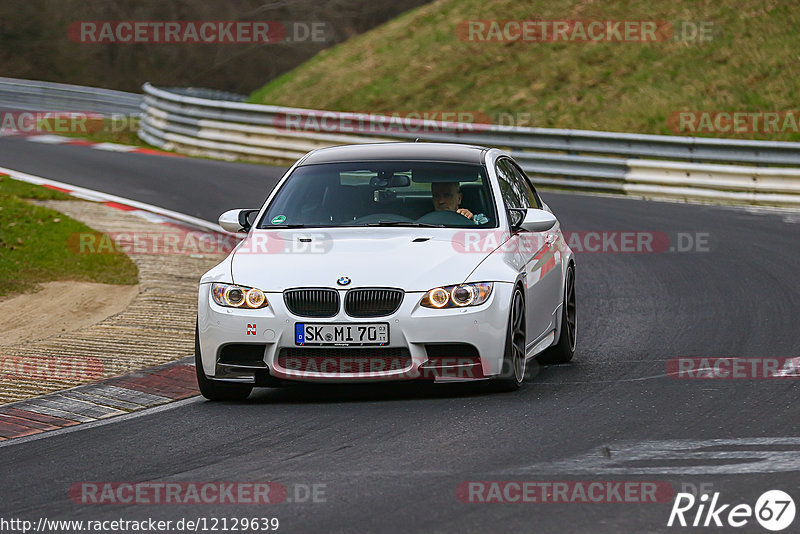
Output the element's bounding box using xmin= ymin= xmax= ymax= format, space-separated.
xmin=0 ymin=281 xmax=138 ymax=346
xmin=0 ymin=199 xmax=225 ymax=405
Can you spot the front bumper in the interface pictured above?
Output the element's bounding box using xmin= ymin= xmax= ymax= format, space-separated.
xmin=197 ymin=283 xmax=513 ymax=384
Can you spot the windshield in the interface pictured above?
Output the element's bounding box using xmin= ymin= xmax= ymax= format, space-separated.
xmin=258 ymin=160 xmax=497 ymax=228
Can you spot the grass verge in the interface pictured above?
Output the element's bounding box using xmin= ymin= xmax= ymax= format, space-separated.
xmin=0 ymin=176 xmax=138 ymax=298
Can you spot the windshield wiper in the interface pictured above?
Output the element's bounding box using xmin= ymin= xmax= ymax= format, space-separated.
xmin=358 ymin=221 xmax=446 ymax=228
xmin=260 ymin=224 xmax=307 ymax=228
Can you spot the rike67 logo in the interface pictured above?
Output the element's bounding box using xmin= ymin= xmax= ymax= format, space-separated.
xmin=668 ymin=490 xmax=795 ymax=531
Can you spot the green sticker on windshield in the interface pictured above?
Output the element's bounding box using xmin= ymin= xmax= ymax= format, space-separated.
xmin=271 ymin=215 xmax=286 ymax=225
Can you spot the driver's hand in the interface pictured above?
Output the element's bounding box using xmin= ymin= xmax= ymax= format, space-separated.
xmin=457 ymin=208 xmax=473 ymax=219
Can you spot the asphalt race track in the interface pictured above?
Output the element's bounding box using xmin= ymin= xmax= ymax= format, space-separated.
xmin=1 ymin=136 xmax=799 ymax=532
xmin=0 ymin=137 xmax=284 ymax=221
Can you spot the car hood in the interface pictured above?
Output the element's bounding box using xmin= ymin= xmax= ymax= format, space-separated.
xmin=229 ymin=228 xmax=494 ymax=292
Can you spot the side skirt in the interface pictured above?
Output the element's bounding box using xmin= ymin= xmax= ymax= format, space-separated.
xmin=525 ymin=330 xmax=556 ymax=360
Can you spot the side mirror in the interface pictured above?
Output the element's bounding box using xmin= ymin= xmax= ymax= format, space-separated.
xmin=511 ymin=208 xmax=557 ymax=232
xmin=219 ymin=209 xmax=259 ymax=233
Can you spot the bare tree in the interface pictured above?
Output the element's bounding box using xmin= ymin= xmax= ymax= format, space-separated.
xmin=0 ymin=0 xmax=431 ymax=93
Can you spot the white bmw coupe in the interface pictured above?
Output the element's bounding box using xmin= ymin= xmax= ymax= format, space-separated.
xmin=196 ymin=143 xmax=576 ymax=400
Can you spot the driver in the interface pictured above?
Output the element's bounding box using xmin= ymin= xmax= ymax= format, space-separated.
xmin=431 ymin=182 xmax=473 ymax=220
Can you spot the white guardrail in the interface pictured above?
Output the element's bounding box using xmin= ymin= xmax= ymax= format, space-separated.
xmin=147 ymin=83 xmax=800 ymax=207
xmin=0 ymin=77 xmax=142 ymax=116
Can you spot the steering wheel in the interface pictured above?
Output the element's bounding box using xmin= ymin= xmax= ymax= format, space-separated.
xmin=415 ymin=210 xmax=476 ymax=227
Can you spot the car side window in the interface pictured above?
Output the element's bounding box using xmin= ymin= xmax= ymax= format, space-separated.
xmin=496 ymin=158 xmax=532 ymax=226
xmin=496 ymin=159 xmax=526 ymax=208
xmin=509 ymin=162 xmax=542 ymax=208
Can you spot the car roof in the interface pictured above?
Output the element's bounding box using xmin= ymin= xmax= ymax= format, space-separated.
xmin=299 ymin=142 xmax=489 ymax=165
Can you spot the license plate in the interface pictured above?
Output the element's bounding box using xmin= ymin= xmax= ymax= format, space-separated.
xmin=295 ymin=323 xmax=389 ymax=346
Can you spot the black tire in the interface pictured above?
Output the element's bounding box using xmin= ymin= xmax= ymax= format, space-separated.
xmin=195 ymin=323 xmax=253 ymax=401
xmin=537 ymin=263 xmax=576 ymax=365
xmin=492 ymin=287 xmax=526 ymax=392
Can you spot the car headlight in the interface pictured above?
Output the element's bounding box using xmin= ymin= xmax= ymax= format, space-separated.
xmin=211 ymin=283 xmax=269 ymax=309
xmin=420 ymin=283 xmax=493 ymax=309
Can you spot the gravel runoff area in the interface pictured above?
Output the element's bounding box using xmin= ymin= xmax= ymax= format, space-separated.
xmin=0 ymin=199 xmax=225 ymax=404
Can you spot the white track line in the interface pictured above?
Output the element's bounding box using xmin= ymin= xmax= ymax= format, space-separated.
xmin=0 ymin=165 xmax=226 ymax=233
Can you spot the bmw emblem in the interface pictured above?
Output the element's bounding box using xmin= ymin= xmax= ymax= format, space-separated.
xmin=337 ymin=276 xmax=351 ymax=286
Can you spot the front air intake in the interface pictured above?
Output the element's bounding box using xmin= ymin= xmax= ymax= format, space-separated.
xmin=344 ymin=288 xmax=404 ymax=317
xmin=283 ymin=288 xmax=340 ymax=317
xmin=277 ymin=347 xmax=411 ymax=374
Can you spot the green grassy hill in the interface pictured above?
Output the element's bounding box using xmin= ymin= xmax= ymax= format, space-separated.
xmin=249 ymin=0 xmax=800 ymax=140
